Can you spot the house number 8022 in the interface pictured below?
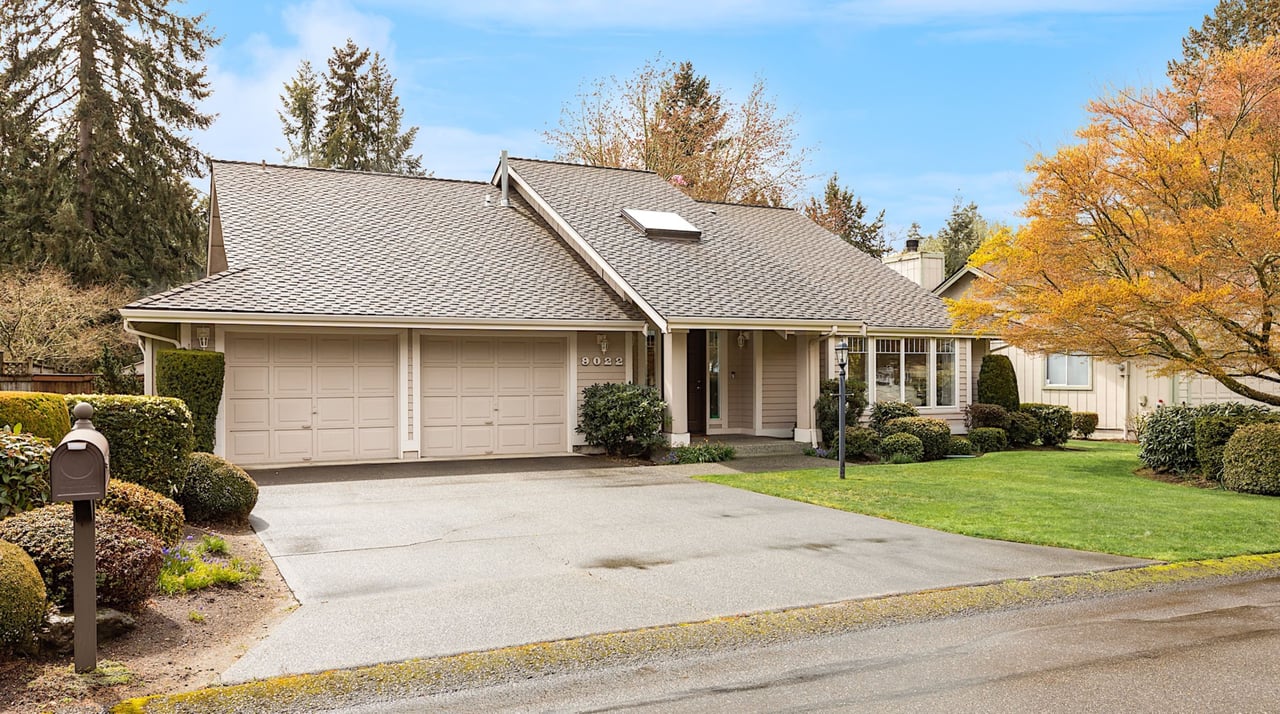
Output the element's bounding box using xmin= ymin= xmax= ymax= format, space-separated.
xmin=582 ymin=356 xmax=623 ymax=366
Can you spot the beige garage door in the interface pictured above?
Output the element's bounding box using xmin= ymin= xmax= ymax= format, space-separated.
xmin=224 ymin=333 xmax=398 ymax=465
xmin=421 ymin=336 xmax=566 ymax=457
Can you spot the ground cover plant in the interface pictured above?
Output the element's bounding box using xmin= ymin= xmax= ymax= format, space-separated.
xmin=664 ymin=440 xmax=735 ymax=464
xmin=695 ymin=441 xmax=1280 ymax=561
xmin=158 ymin=534 xmax=261 ymax=595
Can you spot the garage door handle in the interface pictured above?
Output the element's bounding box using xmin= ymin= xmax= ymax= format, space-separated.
xmin=302 ymin=425 xmax=312 ymax=430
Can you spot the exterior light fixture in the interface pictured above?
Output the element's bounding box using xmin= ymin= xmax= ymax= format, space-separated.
xmin=737 ymin=332 xmax=748 ymax=349
xmin=835 ymin=340 xmax=849 ymax=480
xmin=196 ymin=326 xmax=211 ymax=350
xmin=597 ymin=334 xmax=609 ymax=354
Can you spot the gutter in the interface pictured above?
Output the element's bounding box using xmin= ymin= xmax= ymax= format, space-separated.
xmin=123 ymin=319 xmax=182 ymax=348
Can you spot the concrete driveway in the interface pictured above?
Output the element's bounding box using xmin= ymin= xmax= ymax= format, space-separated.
xmin=223 ymin=456 xmax=1146 ymax=683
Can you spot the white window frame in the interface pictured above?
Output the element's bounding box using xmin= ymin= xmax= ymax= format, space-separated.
xmin=1045 ymin=353 xmax=1092 ymax=390
xmin=868 ymin=337 xmax=959 ymax=409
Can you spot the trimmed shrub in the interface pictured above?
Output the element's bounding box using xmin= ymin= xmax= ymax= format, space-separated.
xmin=1194 ymin=411 xmax=1280 ymax=483
xmin=156 ymin=349 xmax=226 ymax=453
xmin=1222 ymin=423 xmax=1280 ymax=496
xmin=948 ymin=436 xmax=975 ymax=456
xmin=1007 ymin=412 xmax=1041 ymax=448
xmin=0 ymin=539 xmax=46 ymax=652
xmin=844 ymin=426 xmax=881 ymax=460
xmin=65 ymin=394 xmax=195 ymax=496
xmin=968 ymin=427 xmax=1008 ymax=453
xmin=0 ymin=391 xmax=71 ymax=444
xmin=0 ymin=504 xmax=163 ymax=611
xmin=1139 ymin=403 xmax=1272 ymax=475
xmin=1072 ymin=412 xmax=1100 ymax=439
xmin=868 ymin=401 xmax=919 ymax=435
xmin=576 ymin=383 xmax=667 ymax=457
xmin=100 ymin=480 xmax=186 ymax=547
xmin=666 ymin=441 xmax=735 ymax=464
xmin=814 ymin=378 xmax=868 ymax=448
xmin=883 ymin=416 xmax=952 ymax=461
xmin=180 ymin=453 xmax=259 ymax=523
xmin=0 ymin=428 xmax=52 ymax=518
xmin=965 ymin=402 xmax=1010 ymax=431
xmin=880 ymin=432 xmax=923 ymax=463
xmin=1020 ymin=403 xmax=1073 ymax=447
xmin=976 ymin=355 xmax=1020 ymax=412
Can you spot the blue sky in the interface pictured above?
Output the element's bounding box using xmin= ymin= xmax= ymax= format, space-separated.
xmin=187 ymin=0 xmax=1212 ymax=241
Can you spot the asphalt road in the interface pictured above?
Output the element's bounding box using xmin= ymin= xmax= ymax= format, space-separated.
xmin=337 ymin=576 xmax=1280 ymax=713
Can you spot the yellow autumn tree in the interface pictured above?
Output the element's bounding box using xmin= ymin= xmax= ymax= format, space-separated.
xmin=950 ymin=39 xmax=1280 ymax=405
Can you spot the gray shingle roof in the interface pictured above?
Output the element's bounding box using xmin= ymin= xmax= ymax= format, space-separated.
xmin=508 ymin=158 xmax=953 ymax=330
xmin=127 ymin=160 xmax=643 ymax=323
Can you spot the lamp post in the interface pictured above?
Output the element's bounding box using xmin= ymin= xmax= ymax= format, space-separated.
xmin=835 ymin=340 xmax=849 ymax=480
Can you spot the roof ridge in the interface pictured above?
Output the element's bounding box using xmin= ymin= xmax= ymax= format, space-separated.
xmin=208 ymin=158 xmax=489 ymax=186
xmin=508 ymin=156 xmax=658 ymax=176
xmin=695 ymin=198 xmax=800 ymax=212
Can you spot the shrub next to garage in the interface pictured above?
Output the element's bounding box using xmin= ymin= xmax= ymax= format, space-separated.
xmin=180 ymin=453 xmax=259 ymax=523
xmin=155 ymin=349 xmax=226 ymax=453
xmin=65 ymin=394 xmax=195 ymax=497
xmin=577 ymin=382 xmax=668 ymax=457
xmin=965 ymin=402 xmax=1010 ymax=431
xmin=882 ymin=417 xmax=951 ymax=461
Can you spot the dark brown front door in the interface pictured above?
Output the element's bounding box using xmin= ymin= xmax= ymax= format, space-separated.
xmin=687 ymin=330 xmax=706 ymax=434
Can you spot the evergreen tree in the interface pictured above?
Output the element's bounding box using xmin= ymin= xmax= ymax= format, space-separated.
xmin=1170 ymin=0 xmax=1280 ymax=76
xmin=803 ymin=173 xmax=888 ymax=258
xmin=282 ymin=40 xmax=422 ymax=174
xmin=0 ymin=0 xmax=217 ymax=290
xmin=931 ymin=197 xmax=985 ymax=276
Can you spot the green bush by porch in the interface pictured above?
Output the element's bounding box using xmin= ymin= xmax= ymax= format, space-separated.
xmin=695 ymin=441 xmax=1280 ymax=562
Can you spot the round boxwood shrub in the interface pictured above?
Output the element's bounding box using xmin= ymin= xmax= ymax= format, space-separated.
xmin=0 ymin=539 xmax=46 ymax=652
xmin=1020 ymin=403 xmax=1073 ymax=447
xmin=976 ymin=355 xmax=1019 ymax=412
xmin=880 ymin=432 xmax=924 ymax=463
xmin=577 ymin=383 xmax=668 ymax=457
xmin=1072 ymin=412 xmax=1100 ymax=439
xmin=1222 ymin=423 xmax=1280 ymax=496
xmin=882 ymin=416 xmax=951 ymax=461
xmin=843 ymin=426 xmax=881 ymax=460
xmin=1194 ymin=410 xmax=1279 ymax=483
xmin=100 ymin=480 xmax=186 ymax=547
xmin=868 ymin=401 xmax=920 ymax=436
xmin=1007 ymin=412 xmax=1041 ymax=448
xmin=156 ymin=349 xmax=226 ymax=453
xmin=65 ymin=394 xmax=195 ymax=497
xmin=180 ymin=453 xmax=260 ymax=523
xmin=968 ymin=427 xmax=1008 ymax=453
xmin=948 ymin=436 xmax=975 ymax=456
xmin=1139 ymin=403 xmax=1270 ymax=475
xmin=815 ymin=378 xmax=868 ymax=448
xmin=0 ymin=428 xmax=52 ymax=518
xmin=965 ymin=403 xmax=1010 ymax=431
xmin=0 ymin=504 xmax=163 ymax=611
xmin=0 ymin=391 xmax=72 ymax=444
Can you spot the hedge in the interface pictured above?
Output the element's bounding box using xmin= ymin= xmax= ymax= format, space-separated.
xmin=844 ymin=426 xmax=881 ymax=460
xmin=1222 ymin=423 xmax=1280 ymax=496
xmin=0 ymin=391 xmax=71 ymax=444
xmin=968 ymin=427 xmax=1008 ymax=453
xmin=976 ymin=355 xmax=1019 ymax=412
xmin=100 ymin=480 xmax=186 ymax=547
xmin=882 ymin=416 xmax=952 ymax=461
xmin=65 ymin=394 xmax=195 ymax=496
xmin=1020 ymin=403 xmax=1073 ymax=447
xmin=1140 ymin=403 xmax=1273 ymax=475
xmin=1194 ymin=411 xmax=1280 ymax=483
xmin=156 ymin=349 xmax=226 ymax=453
xmin=0 ymin=429 xmax=52 ymax=518
xmin=965 ymin=402 xmax=1010 ymax=431
xmin=1072 ymin=412 xmax=1099 ymax=439
xmin=1007 ymin=412 xmax=1040 ymax=448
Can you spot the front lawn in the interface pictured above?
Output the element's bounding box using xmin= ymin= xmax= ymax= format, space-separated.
xmin=696 ymin=441 xmax=1280 ymax=561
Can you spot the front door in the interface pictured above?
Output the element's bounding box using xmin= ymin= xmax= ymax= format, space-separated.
xmin=687 ymin=330 xmax=707 ymax=434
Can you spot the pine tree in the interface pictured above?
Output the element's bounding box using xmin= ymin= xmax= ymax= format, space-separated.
xmin=279 ymin=61 xmax=322 ymax=166
xmin=318 ymin=40 xmax=372 ymax=171
xmin=930 ymin=198 xmax=985 ymax=276
xmin=1170 ymin=0 xmax=1280 ymax=77
xmin=803 ymin=173 xmax=888 ymax=258
xmin=0 ymin=0 xmax=216 ymax=290
xmin=365 ymin=53 xmax=422 ymax=175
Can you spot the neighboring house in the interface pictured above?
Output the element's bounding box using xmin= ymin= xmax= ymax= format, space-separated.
xmin=930 ymin=264 xmax=1272 ymax=439
xmin=120 ymin=156 xmax=970 ymax=468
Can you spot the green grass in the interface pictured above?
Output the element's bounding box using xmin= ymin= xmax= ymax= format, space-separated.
xmin=158 ymin=534 xmax=261 ymax=595
xmin=696 ymin=441 xmax=1280 ymax=561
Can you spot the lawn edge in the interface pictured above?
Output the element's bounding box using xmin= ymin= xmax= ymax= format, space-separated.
xmin=112 ymin=552 xmax=1280 ymax=714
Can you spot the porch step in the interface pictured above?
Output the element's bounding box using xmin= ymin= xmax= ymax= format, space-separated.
xmin=718 ymin=439 xmax=809 ymax=459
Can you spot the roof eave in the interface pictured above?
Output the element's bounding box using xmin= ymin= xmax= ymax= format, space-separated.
xmin=119 ymin=308 xmax=646 ymax=331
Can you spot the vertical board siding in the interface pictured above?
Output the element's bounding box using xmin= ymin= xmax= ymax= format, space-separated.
xmin=727 ymin=333 xmax=754 ymax=429
xmin=1005 ymin=346 xmax=1127 ymax=430
xmin=762 ymin=331 xmax=796 ymax=430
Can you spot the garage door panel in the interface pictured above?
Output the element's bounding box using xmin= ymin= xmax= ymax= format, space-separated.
xmin=229 ymin=431 xmax=269 ymax=463
xmin=315 ymin=429 xmax=355 ymax=460
xmin=533 ymin=340 xmax=563 ymax=363
xmin=358 ymin=396 xmax=396 ymax=426
xmin=274 ymin=366 xmax=313 ymax=394
xmin=422 ymin=396 xmax=457 ymax=424
xmin=358 ymin=428 xmax=396 ymax=457
xmin=497 ymin=366 xmax=530 ymax=392
xmin=358 ymin=365 xmax=396 ymax=394
xmin=497 ymin=339 xmax=531 ymax=363
xmin=229 ymin=399 xmax=269 ymax=428
xmin=496 ymin=396 xmax=530 ymax=423
xmin=227 ymin=335 xmax=269 ymax=363
xmin=459 ymin=426 xmax=494 ymax=453
xmin=227 ymin=366 xmax=269 ymax=397
xmin=358 ymin=336 xmax=397 ymax=363
xmin=534 ymin=424 xmax=563 ymax=448
xmin=423 ymin=337 xmax=458 ymax=363
xmin=460 ymin=396 xmax=493 ymax=423
xmin=533 ymin=367 xmax=563 ymax=393
xmin=274 ymin=398 xmax=313 ymax=428
xmin=461 ymin=339 xmax=494 ymax=363
xmin=315 ymin=397 xmax=355 ymax=427
xmin=461 ymin=367 xmax=494 ymax=393
xmin=315 ymin=336 xmax=355 ymax=363
xmin=316 ymin=366 xmax=355 ymax=394
xmin=274 ymin=336 xmax=313 ymax=362
xmin=422 ymin=427 xmax=459 ymax=454
xmin=274 ymin=430 xmax=313 ymax=461
xmin=423 ymin=366 xmax=457 ymax=393
xmin=497 ymin=425 xmax=532 ymax=450
xmin=533 ymin=395 xmax=564 ymax=422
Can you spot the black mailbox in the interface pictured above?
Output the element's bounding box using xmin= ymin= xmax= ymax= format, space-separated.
xmin=50 ymin=403 xmax=110 ymax=502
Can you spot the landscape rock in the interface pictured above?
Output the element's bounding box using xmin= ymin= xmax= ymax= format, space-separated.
xmin=37 ymin=609 xmax=137 ymax=655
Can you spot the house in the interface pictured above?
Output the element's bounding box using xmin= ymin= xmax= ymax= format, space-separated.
xmin=119 ymin=155 xmax=971 ymax=468
xmin=930 ymin=265 xmax=1272 ymax=439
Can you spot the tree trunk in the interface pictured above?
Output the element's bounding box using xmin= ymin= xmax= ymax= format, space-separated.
xmin=76 ymin=0 xmax=95 ymax=235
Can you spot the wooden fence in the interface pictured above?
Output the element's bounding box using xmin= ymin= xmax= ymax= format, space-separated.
xmin=0 ymin=354 xmax=97 ymax=394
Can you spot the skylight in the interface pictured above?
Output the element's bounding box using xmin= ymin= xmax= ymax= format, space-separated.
xmin=621 ymin=208 xmax=702 ymax=241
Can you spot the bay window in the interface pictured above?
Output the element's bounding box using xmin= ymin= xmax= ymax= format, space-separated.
xmin=870 ymin=337 xmax=958 ymax=408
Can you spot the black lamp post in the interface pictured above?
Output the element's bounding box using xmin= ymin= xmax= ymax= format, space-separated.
xmin=835 ymin=339 xmax=849 ymax=480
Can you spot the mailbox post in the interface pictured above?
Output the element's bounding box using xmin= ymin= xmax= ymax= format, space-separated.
xmin=50 ymin=402 xmax=110 ymax=673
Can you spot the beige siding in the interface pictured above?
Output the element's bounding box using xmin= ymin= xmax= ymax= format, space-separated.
xmin=1004 ymin=345 xmax=1130 ymax=432
xmin=761 ymin=331 xmax=796 ymax=430
xmin=727 ymin=331 xmax=754 ymax=429
xmin=575 ymin=332 xmax=627 ymax=414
